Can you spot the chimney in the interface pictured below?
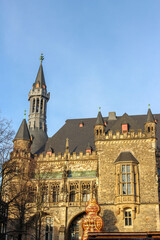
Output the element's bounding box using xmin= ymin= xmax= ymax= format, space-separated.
xmin=108 ymin=112 xmax=117 ymax=120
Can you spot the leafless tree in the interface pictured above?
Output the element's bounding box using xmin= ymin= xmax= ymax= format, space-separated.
xmin=0 ymin=115 xmax=14 ymax=239
xmin=0 ymin=115 xmax=15 ymax=193
xmin=0 ymin=116 xmax=15 ymax=168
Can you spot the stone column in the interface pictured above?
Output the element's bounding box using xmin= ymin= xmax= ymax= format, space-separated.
xmin=59 ymin=225 xmax=65 ymax=240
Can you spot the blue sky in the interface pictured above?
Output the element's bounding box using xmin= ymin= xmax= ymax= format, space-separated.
xmin=1 ymin=0 xmax=160 ymax=137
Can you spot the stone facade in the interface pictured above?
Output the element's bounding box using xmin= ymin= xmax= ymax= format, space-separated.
xmin=3 ymin=61 xmax=160 ymax=240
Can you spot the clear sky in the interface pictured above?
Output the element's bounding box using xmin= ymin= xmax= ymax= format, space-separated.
xmin=1 ymin=0 xmax=160 ymax=137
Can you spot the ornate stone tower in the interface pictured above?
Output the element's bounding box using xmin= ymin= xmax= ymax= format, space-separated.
xmin=144 ymin=104 xmax=156 ymax=138
xmin=28 ymin=54 xmax=50 ymax=154
xmin=94 ymin=108 xmax=105 ymax=140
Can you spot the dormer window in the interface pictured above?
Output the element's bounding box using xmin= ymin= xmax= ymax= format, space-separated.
xmin=79 ymin=122 xmax=84 ymax=127
xmin=36 ymin=83 xmax=39 ymax=88
xmin=122 ymin=124 xmax=128 ymax=133
xmin=43 ymin=84 xmax=46 ymax=89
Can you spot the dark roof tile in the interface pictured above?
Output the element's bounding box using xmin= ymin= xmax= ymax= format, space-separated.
xmin=14 ymin=119 xmax=30 ymax=141
xmin=115 ymin=152 xmax=139 ymax=163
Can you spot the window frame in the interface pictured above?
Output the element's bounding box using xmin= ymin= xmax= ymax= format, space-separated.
xmin=124 ymin=209 xmax=132 ymax=227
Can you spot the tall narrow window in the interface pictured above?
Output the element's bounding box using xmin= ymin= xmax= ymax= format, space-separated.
xmin=41 ymin=185 xmax=48 ymax=203
xmin=28 ymin=186 xmax=37 ymax=203
xmin=52 ymin=184 xmax=60 ymax=203
xmin=82 ymin=183 xmax=90 ymax=202
xmin=115 ymin=152 xmax=139 ymax=201
xmin=32 ymin=98 xmax=35 ymax=113
xmin=124 ymin=209 xmax=132 ymax=226
xmin=122 ymin=165 xmax=131 ymax=195
xmin=69 ymin=183 xmax=79 ymax=202
xmin=40 ymin=98 xmax=43 ymax=113
xmin=45 ymin=217 xmax=53 ymax=240
xmin=36 ymin=98 xmax=39 ymax=113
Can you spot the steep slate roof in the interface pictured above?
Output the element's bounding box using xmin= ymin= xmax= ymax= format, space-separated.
xmin=44 ymin=112 xmax=160 ymax=154
xmin=14 ymin=119 xmax=30 ymax=141
xmin=95 ymin=111 xmax=104 ymax=125
xmin=30 ymin=128 xmax=48 ymax=154
xmin=115 ymin=152 xmax=139 ymax=163
xmin=146 ymin=108 xmax=155 ymax=123
xmin=34 ymin=63 xmax=46 ymax=88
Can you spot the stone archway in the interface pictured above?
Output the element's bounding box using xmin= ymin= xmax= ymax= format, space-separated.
xmin=68 ymin=212 xmax=86 ymax=240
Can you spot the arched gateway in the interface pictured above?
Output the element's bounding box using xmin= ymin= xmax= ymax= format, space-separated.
xmin=68 ymin=212 xmax=86 ymax=240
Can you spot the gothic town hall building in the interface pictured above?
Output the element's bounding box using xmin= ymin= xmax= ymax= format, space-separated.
xmin=4 ymin=60 xmax=160 ymax=240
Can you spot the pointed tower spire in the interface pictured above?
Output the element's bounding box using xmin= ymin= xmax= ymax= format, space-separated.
xmin=13 ymin=119 xmax=31 ymax=152
xmin=95 ymin=108 xmax=104 ymax=125
xmin=28 ymin=54 xmax=50 ymax=154
xmin=33 ymin=54 xmax=46 ymax=89
xmin=14 ymin=119 xmax=30 ymax=141
xmin=94 ymin=108 xmax=105 ymax=139
xmin=145 ymin=104 xmax=156 ymax=137
xmin=146 ymin=104 xmax=155 ymax=123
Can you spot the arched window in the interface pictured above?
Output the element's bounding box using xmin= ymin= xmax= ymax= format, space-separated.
xmin=41 ymin=184 xmax=48 ymax=203
xmin=32 ymin=98 xmax=35 ymax=113
xmin=36 ymin=98 xmax=39 ymax=113
xmin=45 ymin=217 xmax=53 ymax=240
xmin=28 ymin=186 xmax=37 ymax=203
xmin=40 ymin=98 xmax=43 ymax=113
xmin=52 ymin=183 xmax=60 ymax=203
xmin=81 ymin=182 xmax=90 ymax=202
xmin=69 ymin=182 xmax=79 ymax=202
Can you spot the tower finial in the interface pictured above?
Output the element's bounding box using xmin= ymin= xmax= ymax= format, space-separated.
xmin=148 ymin=104 xmax=150 ymax=109
xmin=24 ymin=110 xmax=26 ymax=119
xmin=39 ymin=52 xmax=44 ymax=63
xmin=99 ymin=107 xmax=101 ymax=112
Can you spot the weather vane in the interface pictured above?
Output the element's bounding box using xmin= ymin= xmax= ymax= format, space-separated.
xmin=40 ymin=52 xmax=44 ymax=63
xmin=24 ymin=109 xmax=26 ymax=119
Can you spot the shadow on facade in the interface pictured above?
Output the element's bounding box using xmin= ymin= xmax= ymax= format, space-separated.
xmin=102 ymin=209 xmax=119 ymax=232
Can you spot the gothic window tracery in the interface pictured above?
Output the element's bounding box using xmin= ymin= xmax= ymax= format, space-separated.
xmin=69 ymin=182 xmax=79 ymax=202
xmin=28 ymin=186 xmax=37 ymax=203
xmin=51 ymin=183 xmax=60 ymax=203
xmin=40 ymin=98 xmax=43 ymax=113
xmin=36 ymin=98 xmax=39 ymax=113
xmin=41 ymin=184 xmax=48 ymax=203
xmin=32 ymin=98 xmax=35 ymax=113
xmin=45 ymin=217 xmax=53 ymax=240
xmin=81 ymin=182 xmax=90 ymax=202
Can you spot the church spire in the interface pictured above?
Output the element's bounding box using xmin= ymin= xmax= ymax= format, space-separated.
xmin=33 ymin=54 xmax=46 ymax=89
xmin=28 ymin=55 xmax=50 ymax=154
